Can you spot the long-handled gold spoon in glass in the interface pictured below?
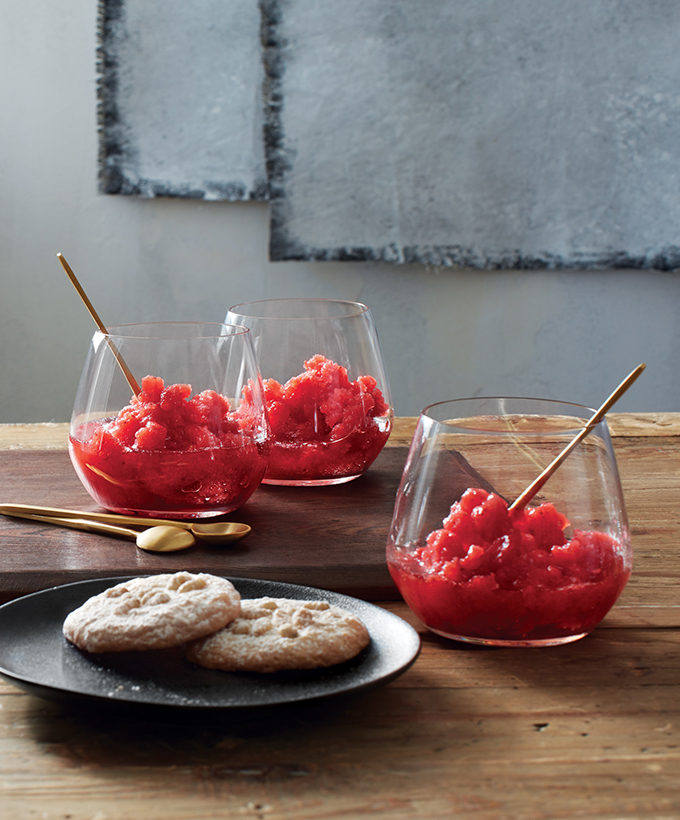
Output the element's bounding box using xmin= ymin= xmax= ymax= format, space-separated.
xmin=508 ymin=363 xmax=646 ymax=514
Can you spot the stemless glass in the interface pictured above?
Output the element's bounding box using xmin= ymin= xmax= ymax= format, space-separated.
xmin=386 ymin=397 xmax=632 ymax=647
xmin=69 ymin=322 xmax=270 ymax=519
xmin=225 ymin=299 xmax=393 ymax=485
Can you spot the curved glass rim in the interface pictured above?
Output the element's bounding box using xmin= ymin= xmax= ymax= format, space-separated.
xmin=227 ymin=298 xmax=370 ymax=320
xmin=98 ymin=321 xmax=251 ymax=340
xmin=421 ymin=396 xmax=600 ymax=434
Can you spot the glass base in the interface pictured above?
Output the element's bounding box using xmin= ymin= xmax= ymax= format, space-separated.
xmin=105 ymin=506 xmax=233 ymax=520
xmin=425 ymin=625 xmax=589 ymax=647
xmin=262 ymin=474 xmax=361 ymax=487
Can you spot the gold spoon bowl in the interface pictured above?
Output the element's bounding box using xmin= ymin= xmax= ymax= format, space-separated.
xmin=189 ymin=521 xmax=251 ymax=544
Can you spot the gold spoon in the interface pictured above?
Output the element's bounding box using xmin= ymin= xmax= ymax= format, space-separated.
xmin=508 ymin=363 xmax=646 ymax=514
xmin=3 ymin=510 xmax=195 ymax=553
xmin=57 ymin=253 xmax=141 ymax=396
xmin=0 ymin=503 xmax=251 ymax=545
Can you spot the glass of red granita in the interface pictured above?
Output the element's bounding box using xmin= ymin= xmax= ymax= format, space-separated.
xmin=386 ymin=397 xmax=632 ymax=647
xmin=225 ymin=299 xmax=393 ymax=486
xmin=69 ymin=322 xmax=270 ymax=519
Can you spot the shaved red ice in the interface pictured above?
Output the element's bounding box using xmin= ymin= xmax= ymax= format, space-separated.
xmin=388 ymin=487 xmax=630 ymax=643
xmin=69 ymin=375 xmax=269 ymax=517
xmin=262 ymin=354 xmax=391 ymax=482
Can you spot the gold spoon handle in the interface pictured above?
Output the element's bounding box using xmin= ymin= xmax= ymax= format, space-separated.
xmin=7 ymin=510 xmax=195 ymax=553
xmin=57 ymin=253 xmax=141 ymax=396
xmin=0 ymin=503 xmax=191 ymax=532
xmin=3 ymin=509 xmax=140 ymax=540
xmin=508 ymin=363 xmax=646 ymax=514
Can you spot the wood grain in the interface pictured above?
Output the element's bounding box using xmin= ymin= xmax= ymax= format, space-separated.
xmin=0 ymin=419 xmax=419 ymax=451
xmin=1 ymin=411 xmax=676 ymax=451
xmin=0 ymin=447 xmax=413 ymax=601
xmin=1 ymin=418 xmax=679 ymax=820
xmin=0 ymin=422 xmax=69 ymax=449
xmin=1 ymin=622 xmax=680 ymax=819
xmin=2 ymin=416 xmax=680 ymax=618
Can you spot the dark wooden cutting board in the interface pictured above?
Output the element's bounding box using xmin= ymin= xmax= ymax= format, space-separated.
xmin=0 ymin=447 xmax=414 ymax=602
xmin=0 ymin=442 xmax=496 ymax=602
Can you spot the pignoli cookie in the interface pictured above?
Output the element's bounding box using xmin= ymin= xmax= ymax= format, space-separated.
xmin=185 ymin=596 xmax=370 ymax=672
xmin=63 ymin=572 xmax=241 ymax=653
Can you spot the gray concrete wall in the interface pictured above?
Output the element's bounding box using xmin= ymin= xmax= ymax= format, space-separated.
xmin=0 ymin=1 xmax=676 ymax=424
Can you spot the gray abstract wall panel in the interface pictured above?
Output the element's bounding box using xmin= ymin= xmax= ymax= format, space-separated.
xmin=98 ymin=0 xmax=680 ymax=269
xmin=98 ymin=0 xmax=267 ymax=200
xmin=264 ymin=0 xmax=680 ymax=269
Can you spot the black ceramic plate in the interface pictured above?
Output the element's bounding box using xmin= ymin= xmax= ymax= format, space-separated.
xmin=0 ymin=576 xmax=420 ymax=719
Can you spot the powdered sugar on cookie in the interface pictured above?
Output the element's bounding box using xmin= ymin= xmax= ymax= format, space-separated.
xmin=185 ymin=597 xmax=370 ymax=672
xmin=63 ymin=572 xmax=241 ymax=653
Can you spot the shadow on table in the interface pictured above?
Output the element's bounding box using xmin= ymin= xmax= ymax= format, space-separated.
xmin=417 ymin=623 xmax=671 ymax=689
xmin=23 ymin=686 xmax=408 ymax=771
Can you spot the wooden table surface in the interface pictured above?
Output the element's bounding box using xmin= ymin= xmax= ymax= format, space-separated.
xmin=1 ymin=415 xmax=680 ymax=819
